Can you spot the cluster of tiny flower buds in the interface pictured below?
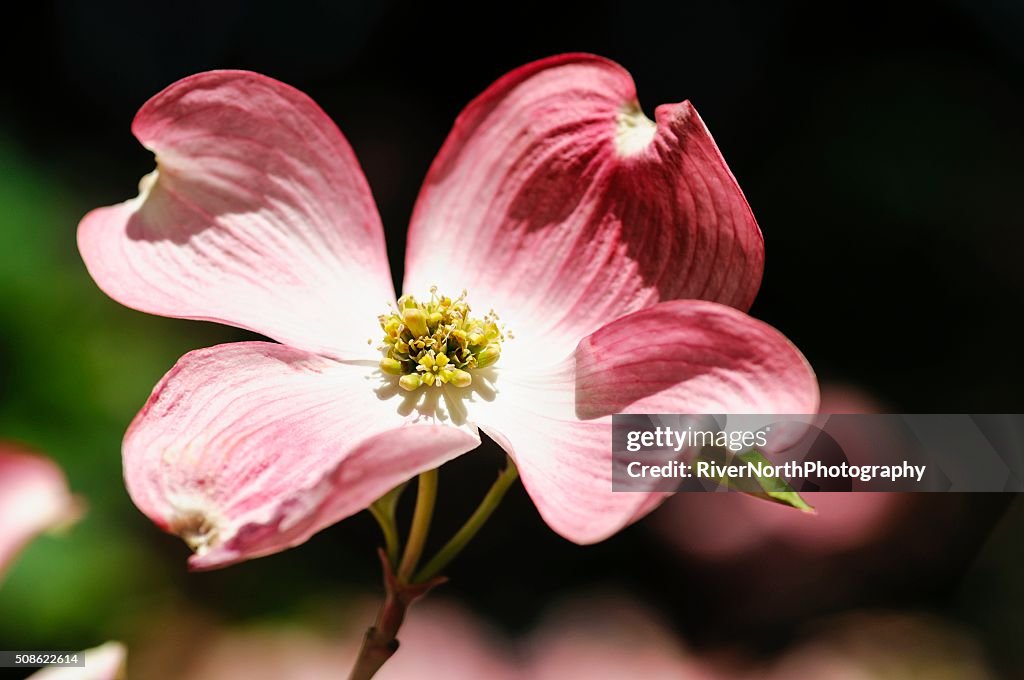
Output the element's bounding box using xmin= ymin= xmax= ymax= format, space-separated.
xmin=377 ymin=288 xmax=502 ymax=391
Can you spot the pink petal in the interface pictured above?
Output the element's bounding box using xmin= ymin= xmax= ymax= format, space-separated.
xmin=0 ymin=445 xmax=81 ymax=581
xmin=79 ymin=71 xmax=394 ymax=359
xmin=474 ymin=368 xmax=651 ymax=546
xmin=28 ymin=642 xmax=126 ymax=680
xmin=474 ymin=300 xmax=818 ymax=544
xmin=405 ymin=53 xmax=763 ymax=360
xmin=574 ymin=300 xmax=819 ymax=417
xmin=124 ymin=342 xmax=479 ymax=569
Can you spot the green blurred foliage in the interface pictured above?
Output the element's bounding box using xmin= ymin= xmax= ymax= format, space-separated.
xmin=0 ymin=138 xmax=224 ymax=647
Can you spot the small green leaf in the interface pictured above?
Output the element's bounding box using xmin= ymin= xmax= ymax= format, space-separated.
xmin=370 ymin=482 xmax=408 ymax=519
xmin=695 ymin=448 xmax=814 ymax=513
xmin=368 ymin=482 xmax=408 ymax=565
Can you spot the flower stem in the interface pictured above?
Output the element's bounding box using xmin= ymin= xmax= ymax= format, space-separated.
xmin=414 ymin=457 xmax=519 ymax=583
xmin=347 ymin=550 xmax=444 ymax=680
xmin=396 ymin=469 xmax=438 ymax=583
xmin=349 ymin=460 xmax=520 ymax=679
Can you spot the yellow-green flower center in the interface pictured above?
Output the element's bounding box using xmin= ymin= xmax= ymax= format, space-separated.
xmin=378 ymin=288 xmax=503 ymax=391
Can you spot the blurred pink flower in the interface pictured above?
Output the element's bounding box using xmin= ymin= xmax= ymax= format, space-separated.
xmin=27 ymin=642 xmax=126 ymax=680
xmin=756 ymin=612 xmax=996 ymax=679
xmin=0 ymin=444 xmax=82 ymax=582
xmin=131 ymin=598 xmax=1000 ymax=679
xmin=523 ymin=599 xmax=716 ymax=680
xmin=164 ymin=602 xmax=514 ymax=680
xmin=0 ymin=448 xmax=116 ymax=679
xmin=160 ymin=598 xmax=710 ymax=679
xmin=653 ymin=384 xmax=902 ymax=560
xmin=79 ymin=54 xmax=817 ymax=569
xmin=377 ymin=601 xmax=517 ymax=680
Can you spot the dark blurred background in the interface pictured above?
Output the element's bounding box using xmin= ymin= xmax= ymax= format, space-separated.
xmin=0 ymin=0 xmax=1021 ymax=677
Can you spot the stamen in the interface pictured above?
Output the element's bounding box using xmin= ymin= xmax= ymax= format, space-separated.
xmin=378 ymin=290 xmax=503 ymax=391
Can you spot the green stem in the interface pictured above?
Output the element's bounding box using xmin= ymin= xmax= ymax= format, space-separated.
xmin=367 ymin=504 xmax=401 ymax=567
xmin=397 ymin=469 xmax=438 ymax=582
xmin=415 ymin=458 xmax=519 ymax=583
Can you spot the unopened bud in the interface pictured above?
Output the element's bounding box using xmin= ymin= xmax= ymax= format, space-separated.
xmin=379 ymin=358 xmax=404 ymax=376
xmin=399 ymin=374 xmax=422 ymax=391
xmin=476 ymin=344 xmax=500 ymax=368
xmin=403 ymin=308 xmax=429 ymax=337
xmin=449 ymin=369 xmax=473 ymax=388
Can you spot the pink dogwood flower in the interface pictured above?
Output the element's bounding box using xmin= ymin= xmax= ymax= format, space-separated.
xmin=0 ymin=444 xmax=82 ymax=582
xmin=78 ymin=54 xmax=818 ymax=569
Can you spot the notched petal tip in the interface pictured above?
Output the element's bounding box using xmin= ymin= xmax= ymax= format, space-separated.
xmin=169 ymin=509 xmax=221 ymax=555
xmin=136 ymin=168 xmax=160 ymax=200
xmin=614 ymin=101 xmax=658 ymax=157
